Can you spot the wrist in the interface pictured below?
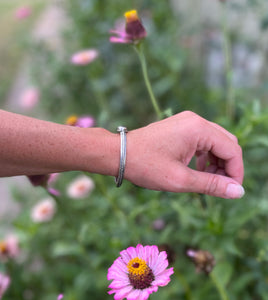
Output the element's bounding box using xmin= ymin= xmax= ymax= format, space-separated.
xmin=75 ymin=127 xmax=120 ymax=177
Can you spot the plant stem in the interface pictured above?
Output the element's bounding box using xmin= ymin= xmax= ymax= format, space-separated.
xmin=174 ymin=269 xmax=192 ymax=300
xmin=210 ymin=272 xmax=230 ymax=300
xmin=134 ymin=43 xmax=162 ymax=120
xmin=221 ymin=2 xmax=235 ymax=121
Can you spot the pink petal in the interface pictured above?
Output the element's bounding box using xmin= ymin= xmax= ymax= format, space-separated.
xmin=108 ymin=279 xmax=130 ymax=289
xmin=146 ymin=285 xmax=158 ymax=294
xmin=150 ymin=251 xmax=167 ymax=272
xmin=107 ymin=268 xmax=127 ymax=281
xmin=127 ymin=289 xmax=142 ymax=300
xmin=126 ymin=246 xmax=138 ymax=259
xmin=138 ymin=289 xmax=150 ymax=300
xmin=108 ymin=289 xmax=116 ymax=295
xmin=152 ymin=268 xmax=174 ymax=286
xmin=152 ymin=258 xmax=168 ymax=276
xmin=158 ymin=267 xmax=174 ymax=278
xmin=147 ymin=246 xmax=159 ymax=268
xmin=110 ymin=37 xmax=131 ymax=43
xmin=115 ymin=258 xmax=128 ymax=273
xmin=120 ymin=249 xmax=131 ymax=264
xmin=113 ymin=285 xmax=133 ymax=300
xmin=152 ymin=276 xmax=171 ymax=287
xmin=136 ymin=244 xmax=144 ymax=258
xmin=48 ymin=187 xmax=61 ymax=197
xmin=143 ymin=245 xmax=152 ymax=262
xmin=109 ymin=29 xmax=129 ymax=38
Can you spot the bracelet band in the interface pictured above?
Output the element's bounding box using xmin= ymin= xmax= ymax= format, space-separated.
xmin=115 ymin=126 xmax=128 ymax=187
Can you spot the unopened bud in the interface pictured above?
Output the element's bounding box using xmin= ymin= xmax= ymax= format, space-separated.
xmin=187 ymin=249 xmax=215 ymax=274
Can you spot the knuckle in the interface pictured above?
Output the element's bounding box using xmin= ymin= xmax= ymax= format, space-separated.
xmin=182 ymin=110 xmax=197 ymax=118
xmin=232 ymin=134 xmax=239 ymax=143
xmin=204 ymin=175 xmax=219 ymax=195
xmin=193 ymin=116 xmax=206 ymax=132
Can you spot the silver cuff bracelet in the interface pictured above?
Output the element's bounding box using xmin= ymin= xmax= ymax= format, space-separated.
xmin=115 ymin=126 xmax=128 ymax=187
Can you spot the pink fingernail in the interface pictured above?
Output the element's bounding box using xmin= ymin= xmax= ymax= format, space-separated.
xmin=225 ymin=184 xmax=245 ymax=199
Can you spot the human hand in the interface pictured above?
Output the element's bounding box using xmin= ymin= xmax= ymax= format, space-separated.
xmin=125 ymin=111 xmax=244 ymax=199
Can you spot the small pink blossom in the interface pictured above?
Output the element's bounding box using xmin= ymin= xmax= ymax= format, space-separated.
xmin=75 ymin=116 xmax=95 ymax=128
xmin=57 ymin=294 xmax=64 ymax=300
xmin=19 ymin=87 xmax=39 ymax=109
xmin=107 ymin=244 xmax=174 ymax=300
xmin=0 ymin=273 xmax=10 ymax=299
xmin=0 ymin=234 xmax=20 ymax=262
xmin=28 ymin=173 xmax=60 ymax=196
xmin=66 ymin=115 xmax=95 ymax=128
xmin=70 ymin=49 xmax=99 ymax=66
xmin=15 ymin=6 xmax=32 ymax=19
xmin=67 ymin=175 xmax=95 ymax=199
xmin=31 ymin=198 xmax=56 ymax=223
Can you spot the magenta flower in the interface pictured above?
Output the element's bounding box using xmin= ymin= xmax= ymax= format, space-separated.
xmin=57 ymin=294 xmax=64 ymax=300
xmin=110 ymin=10 xmax=147 ymax=44
xmin=15 ymin=6 xmax=32 ymax=19
xmin=70 ymin=49 xmax=99 ymax=66
xmin=107 ymin=244 xmax=173 ymax=300
xmin=0 ymin=273 xmax=10 ymax=299
xmin=65 ymin=115 xmax=95 ymax=128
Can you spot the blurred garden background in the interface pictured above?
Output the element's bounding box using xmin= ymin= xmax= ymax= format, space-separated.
xmin=1 ymin=0 xmax=268 ymax=299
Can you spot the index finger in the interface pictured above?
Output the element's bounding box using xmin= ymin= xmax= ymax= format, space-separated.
xmin=198 ymin=124 xmax=244 ymax=185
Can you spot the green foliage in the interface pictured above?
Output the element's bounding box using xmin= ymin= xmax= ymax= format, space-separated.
xmin=1 ymin=0 xmax=268 ymax=299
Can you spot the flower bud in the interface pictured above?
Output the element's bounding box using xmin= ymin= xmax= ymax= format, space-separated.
xmin=187 ymin=249 xmax=215 ymax=274
xmin=124 ymin=10 xmax=147 ymax=41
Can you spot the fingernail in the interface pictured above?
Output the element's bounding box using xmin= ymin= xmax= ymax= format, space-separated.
xmin=225 ymin=184 xmax=245 ymax=199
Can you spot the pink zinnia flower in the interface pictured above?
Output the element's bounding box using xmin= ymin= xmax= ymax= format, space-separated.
xmin=19 ymin=87 xmax=39 ymax=110
xmin=107 ymin=244 xmax=174 ymax=300
xmin=15 ymin=6 xmax=32 ymax=19
xmin=0 ymin=234 xmax=20 ymax=262
xmin=31 ymin=198 xmax=56 ymax=223
xmin=70 ymin=49 xmax=99 ymax=66
xmin=110 ymin=10 xmax=147 ymax=44
xmin=67 ymin=175 xmax=95 ymax=199
xmin=0 ymin=273 xmax=10 ymax=299
xmin=28 ymin=173 xmax=60 ymax=196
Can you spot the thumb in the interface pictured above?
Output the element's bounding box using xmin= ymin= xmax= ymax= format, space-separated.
xmin=185 ymin=169 xmax=245 ymax=199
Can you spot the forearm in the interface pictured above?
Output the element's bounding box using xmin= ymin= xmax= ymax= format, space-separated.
xmin=0 ymin=110 xmax=119 ymax=177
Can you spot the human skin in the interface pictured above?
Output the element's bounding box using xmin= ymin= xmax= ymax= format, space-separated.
xmin=0 ymin=110 xmax=244 ymax=199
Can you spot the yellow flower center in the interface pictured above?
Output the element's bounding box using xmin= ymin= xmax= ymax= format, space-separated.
xmin=127 ymin=257 xmax=154 ymax=289
xmin=124 ymin=10 xmax=139 ymax=23
xmin=66 ymin=115 xmax=78 ymax=125
xmin=127 ymin=257 xmax=147 ymax=275
xmin=0 ymin=241 xmax=8 ymax=254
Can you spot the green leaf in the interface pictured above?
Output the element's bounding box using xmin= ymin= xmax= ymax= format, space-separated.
xmin=51 ymin=242 xmax=84 ymax=257
xmin=212 ymin=262 xmax=233 ymax=287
